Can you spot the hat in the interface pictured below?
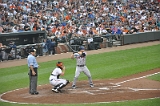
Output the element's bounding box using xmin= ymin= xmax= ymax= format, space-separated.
xmin=79 ymin=46 xmax=85 ymax=51
xmin=56 ymin=61 xmax=63 ymax=67
xmin=30 ymin=49 xmax=36 ymax=53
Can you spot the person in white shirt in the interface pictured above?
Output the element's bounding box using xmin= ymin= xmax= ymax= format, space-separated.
xmin=49 ymin=62 xmax=69 ymax=93
xmin=12 ymin=25 xmax=18 ymax=32
xmin=77 ymin=29 xmax=83 ymax=36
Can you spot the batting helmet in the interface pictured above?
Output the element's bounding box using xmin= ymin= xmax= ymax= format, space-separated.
xmin=79 ymin=46 xmax=85 ymax=51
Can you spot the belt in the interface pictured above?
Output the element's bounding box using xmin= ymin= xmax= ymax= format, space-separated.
xmin=77 ymin=65 xmax=85 ymax=67
xmin=51 ymin=74 xmax=56 ymax=76
xmin=29 ymin=67 xmax=38 ymax=69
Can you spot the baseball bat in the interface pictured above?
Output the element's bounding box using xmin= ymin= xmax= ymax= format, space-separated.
xmin=64 ymin=37 xmax=78 ymax=53
xmin=66 ymin=43 xmax=78 ymax=53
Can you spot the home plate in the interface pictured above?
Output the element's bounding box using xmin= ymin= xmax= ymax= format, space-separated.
xmin=99 ymin=87 xmax=110 ymax=90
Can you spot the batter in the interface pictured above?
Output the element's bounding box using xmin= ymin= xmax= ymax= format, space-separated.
xmin=71 ymin=46 xmax=94 ymax=89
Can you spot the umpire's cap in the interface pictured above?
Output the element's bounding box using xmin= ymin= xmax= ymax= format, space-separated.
xmin=79 ymin=46 xmax=85 ymax=51
xmin=30 ymin=49 xmax=36 ymax=53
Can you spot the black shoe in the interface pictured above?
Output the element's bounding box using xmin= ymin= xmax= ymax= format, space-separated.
xmin=34 ymin=92 xmax=39 ymax=95
xmin=72 ymin=85 xmax=76 ymax=89
xmin=90 ymin=84 xmax=94 ymax=88
xmin=31 ymin=92 xmax=39 ymax=95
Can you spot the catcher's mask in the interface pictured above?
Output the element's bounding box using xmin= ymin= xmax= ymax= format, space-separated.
xmin=56 ymin=62 xmax=63 ymax=69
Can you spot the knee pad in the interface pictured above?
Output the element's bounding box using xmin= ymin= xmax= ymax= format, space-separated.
xmin=54 ymin=83 xmax=62 ymax=88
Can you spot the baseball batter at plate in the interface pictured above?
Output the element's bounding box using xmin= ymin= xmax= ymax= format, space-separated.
xmin=71 ymin=46 xmax=94 ymax=89
xmin=49 ymin=62 xmax=69 ymax=93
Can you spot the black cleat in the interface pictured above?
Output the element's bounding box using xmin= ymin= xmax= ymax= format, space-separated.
xmin=31 ymin=92 xmax=39 ymax=95
xmin=72 ymin=85 xmax=76 ymax=89
xmin=90 ymin=84 xmax=94 ymax=88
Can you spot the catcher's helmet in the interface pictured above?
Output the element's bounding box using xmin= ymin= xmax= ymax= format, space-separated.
xmin=56 ymin=62 xmax=63 ymax=67
xmin=79 ymin=46 xmax=85 ymax=51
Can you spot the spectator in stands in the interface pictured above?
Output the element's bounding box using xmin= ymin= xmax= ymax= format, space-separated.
xmin=8 ymin=41 xmax=16 ymax=49
xmin=156 ymin=18 xmax=160 ymax=29
xmin=122 ymin=27 xmax=129 ymax=34
xmin=0 ymin=25 xmax=3 ymax=33
xmin=7 ymin=41 xmax=16 ymax=60
xmin=24 ymin=23 xmax=30 ymax=31
xmin=0 ymin=43 xmax=4 ymax=62
xmin=55 ymin=28 xmax=61 ymax=40
xmin=50 ymin=39 xmax=56 ymax=55
xmin=46 ymin=39 xmax=52 ymax=56
xmin=8 ymin=48 xmax=16 ymax=60
xmin=0 ymin=43 xmax=7 ymax=61
xmin=18 ymin=25 xmax=24 ymax=32
xmin=0 ymin=0 xmax=159 ymax=40
xmin=12 ymin=25 xmax=19 ymax=32
xmin=42 ymin=39 xmax=48 ymax=56
xmin=0 ymin=48 xmax=3 ymax=62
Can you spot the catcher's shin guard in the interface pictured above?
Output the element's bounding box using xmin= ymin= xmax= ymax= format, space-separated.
xmin=55 ymin=80 xmax=70 ymax=90
xmin=55 ymin=83 xmax=65 ymax=90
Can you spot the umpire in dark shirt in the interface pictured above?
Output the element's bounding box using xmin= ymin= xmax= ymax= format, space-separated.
xmin=27 ymin=49 xmax=39 ymax=95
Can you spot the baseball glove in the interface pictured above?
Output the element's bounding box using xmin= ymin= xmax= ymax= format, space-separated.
xmin=73 ymin=53 xmax=80 ymax=58
xmin=81 ymin=52 xmax=86 ymax=57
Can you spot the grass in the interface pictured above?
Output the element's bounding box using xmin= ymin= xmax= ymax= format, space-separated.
xmin=148 ymin=73 xmax=160 ymax=81
xmin=0 ymin=44 xmax=160 ymax=106
xmin=0 ymin=98 xmax=160 ymax=106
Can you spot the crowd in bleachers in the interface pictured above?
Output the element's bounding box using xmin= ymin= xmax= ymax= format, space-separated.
xmin=0 ymin=0 xmax=160 ymax=38
xmin=0 ymin=0 xmax=160 ymax=61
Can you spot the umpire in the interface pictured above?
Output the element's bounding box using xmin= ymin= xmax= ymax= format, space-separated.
xmin=27 ymin=49 xmax=39 ymax=95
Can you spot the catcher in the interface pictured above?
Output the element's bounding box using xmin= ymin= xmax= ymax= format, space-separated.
xmin=49 ymin=62 xmax=69 ymax=93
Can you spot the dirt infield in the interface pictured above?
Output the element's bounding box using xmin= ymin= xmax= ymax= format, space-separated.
xmin=0 ymin=41 xmax=160 ymax=104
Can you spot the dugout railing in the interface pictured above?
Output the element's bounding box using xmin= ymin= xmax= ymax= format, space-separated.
xmin=0 ymin=31 xmax=160 ymax=60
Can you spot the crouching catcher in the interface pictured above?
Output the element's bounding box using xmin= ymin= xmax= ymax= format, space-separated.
xmin=49 ymin=62 xmax=69 ymax=93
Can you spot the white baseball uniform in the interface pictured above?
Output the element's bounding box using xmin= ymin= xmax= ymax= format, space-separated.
xmin=49 ymin=67 xmax=67 ymax=86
